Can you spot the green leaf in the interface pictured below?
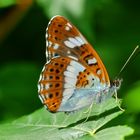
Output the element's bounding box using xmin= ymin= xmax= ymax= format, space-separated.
xmin=36 ymin=0 xmax=85 ymax=18
xmin=0 ymin=63 xmax=41 ymax=121
xmin=95 ymin=126 xmax=134 ymax=140
xmin=0 ymin=0 xmax=16 ymax=8
xmin=0 ymin=98 xmax=133 ymax=140
xmin=78 ymin=126 xmax=134 ymax=140
xmin=124 ymin=81 xmax=140 ymax=113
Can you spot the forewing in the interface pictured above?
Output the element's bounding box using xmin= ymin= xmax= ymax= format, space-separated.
xmin=46 ymin=16 xmax=110 ymax=86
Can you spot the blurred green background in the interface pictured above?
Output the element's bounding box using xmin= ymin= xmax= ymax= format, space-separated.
xmin=0 ymin=0 xmax=140 ymax=139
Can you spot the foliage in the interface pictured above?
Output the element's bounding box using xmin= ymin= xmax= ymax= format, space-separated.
xmin=0 ymin=99 xmax=133 ymax=140
xmin=0 ymin=0 xmax=140 ymax=139
xmin=0 ymin=0 xmax=15 ymax=8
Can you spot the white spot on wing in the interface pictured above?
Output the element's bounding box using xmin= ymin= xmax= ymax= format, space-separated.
xmin=65 ymin=22 xmax=72 ymax=31
xmin=40 ymin=83 xmax=43 ymax=91
xmin=66 ymin=65 xmax=80 ymax=75
xmin=70 ymin=60 xmax=85 ymax=71
xmin=46 ymin=51 xmax=48 ymax=58
xmin=68 ymin=55 xmax=78 ymax=61
xmin=38 ymin=74 xmax=42 ymax=82
xmin=46 ymin=32 xmax=48 ymax=38
xmin=75 ymin=36 xmax=86 ymax=45
xmin=68 ymin=37 xmax=81 ymax=46
xmin=64 ymin=40 xmax=75 ymax=48
xmin=64 ymin=71 xmax=76 ymax=78
xmin=45 ymin=94 xmax=49 ymax=99
xmin=38 ymin=94 xmax=44 ymax=103
xmin=64 ymin=83 xmax=74 ymax=88
xmin=80 ymin=34 xmax=87 ymax=43
xmin=97 ymin=69 xmax=102 ymax=75
xmin=65 ymin=77 xmax=77 ymax=86
xmin=67 ymin=22 xmax=72 ymax=28
xmin=88 ymin=58 xmax=97 ymax=64
xmin=42 ymin=65 xmax=46 ymax=72
xmin=53 ymin=43 xmax=59 ymax=49
xmin=65 ymin=26 xmax=70 ymax=31
xmin=45 ymin=84 xmax=50 ymax=90
xmin=67 ymin=65 xmax=76 ymax=73
xmin=38 ymin=84 xmax=41 ymax=92
xmin=46 ymin=41 xmax=49 ymax=47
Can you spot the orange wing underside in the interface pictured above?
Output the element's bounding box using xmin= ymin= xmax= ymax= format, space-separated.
xmin=38 ymin=16 xmax=111 ymax=112
xmin=39 ymin=57 xmax=71 ymax=112
xmin=46 ymin=16 xmax=110 ymax=86
xmin=76 ymin=43 xmax=110 ymax=86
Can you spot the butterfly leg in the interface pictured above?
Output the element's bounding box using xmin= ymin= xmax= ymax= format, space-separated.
xmin=82 ymin=101 xmax=94 ymax=123
xmin=82 ymin=92 xmax=103 ymax=122
xmin=114 ymin=90 xmax=125 ymax=111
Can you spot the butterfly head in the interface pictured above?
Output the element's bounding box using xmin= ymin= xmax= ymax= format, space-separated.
xmin=110 ymin=78 xmax=122 ymax=90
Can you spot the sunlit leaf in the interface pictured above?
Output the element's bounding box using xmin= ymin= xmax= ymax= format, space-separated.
xmin=0 ymin=98 xmax=133 ymax=140
xmin=0 ymin=0 xmax=16 ymax=8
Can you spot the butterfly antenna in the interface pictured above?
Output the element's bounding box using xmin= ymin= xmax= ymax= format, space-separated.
xmin=116 ymin=45 xmax=140 ymax=78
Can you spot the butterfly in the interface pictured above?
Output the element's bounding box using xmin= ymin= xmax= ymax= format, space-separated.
xmin=38 ymin=15 xmax=121 ymax=113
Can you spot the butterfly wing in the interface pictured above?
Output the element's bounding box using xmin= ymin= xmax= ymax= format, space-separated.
xmin=46 ymin=16 xmax=110 ymax=86
xmin=38 ymin=16 xmax=110 ymax=112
